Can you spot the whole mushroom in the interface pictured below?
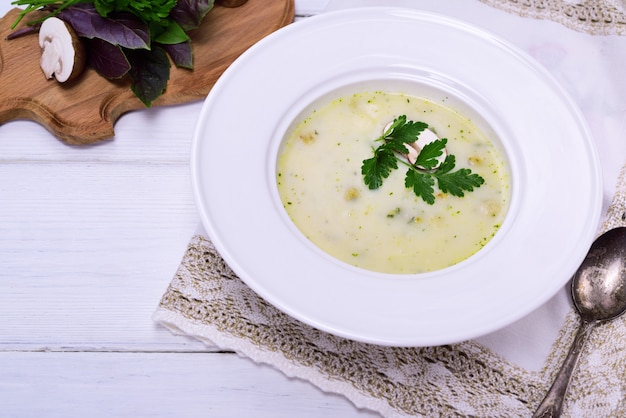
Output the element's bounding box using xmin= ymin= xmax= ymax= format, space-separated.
xmin=38 ymin=17 xmax=85 ymax=83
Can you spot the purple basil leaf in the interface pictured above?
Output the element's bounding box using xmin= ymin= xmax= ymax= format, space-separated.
xmin=169 ymin=0 xmax=215 ymax=31
xmin=86 ymin=38 xmax=131 ymax=79
xmin=59 ymin=3 xmax=150 ymax=50
xmin=126 ymin=46 xmax=171 ymax=107
xmin=162 ymin=41 xmax=193 ymax=69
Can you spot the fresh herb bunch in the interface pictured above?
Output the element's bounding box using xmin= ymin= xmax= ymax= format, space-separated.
xmin=10 ymin=0 xmax=215 ymax=106
xmin=94 ymin=0 xmax=178 ymax=23
xmin=361 ymin=115 xmax=485 ymax=205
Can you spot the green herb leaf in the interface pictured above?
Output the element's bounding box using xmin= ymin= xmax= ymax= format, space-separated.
xmin=152 ymin=20 xmax=190 ymax=44
xmin=94 ymin=0 xmax=178 ymax=23
xmin=380 ymin=115 xmax=428 ymax=154
xmin=10 ymin=0 xmax=84 ymax=28
xmin=414 ymin=138 xmax=446 ymax=170
xmin=387 ymin=118 xmax=428 ymax=143
xmin=435 ymin=153 xmax=456 ymax=174
xmin=361 ymin=115 xmax=485 ymax=204
xmin=434 ymin=161 xmax=485 ymax=197
xmin=93 ymin=0 xmax=114 ymax=16
xmin=361 ymin=145 xmax=398 ymax=190
xmin=383 ymin=115 xmax=406 ymax=136
xmin=405 ymin=170 xmax=436 ymax=204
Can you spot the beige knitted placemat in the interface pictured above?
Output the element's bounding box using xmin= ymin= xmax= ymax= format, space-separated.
xmin=154 ymin=163 xmax=626 ymax=417
xmin=479 ymin=0 xmax=626 ymax=35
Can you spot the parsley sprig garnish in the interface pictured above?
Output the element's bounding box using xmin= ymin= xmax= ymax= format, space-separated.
xmin=361 ymin=115 xmax=485 ymax=205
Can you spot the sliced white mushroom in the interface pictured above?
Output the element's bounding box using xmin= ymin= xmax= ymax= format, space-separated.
xmin=38 ymin=17 xmax=85 ymax=83
xmin=403 ymin=142 xmax=419 ymax=165
xmin=383 ymin=121 xmax=448 ymax=169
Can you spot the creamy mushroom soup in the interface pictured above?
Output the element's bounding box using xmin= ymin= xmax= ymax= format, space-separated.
xmin=277 ymin=91 xmax=509 ymax=274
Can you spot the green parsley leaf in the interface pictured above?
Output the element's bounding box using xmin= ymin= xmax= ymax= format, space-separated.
xmin=361 ymin=115 xmax=485 ymax=204
xmin=405 ymin=170 xmax=436 ymax=204
xmin=361 ymin=145 xmax=398 ymax=190
xmin=383 ymin=114 xmax=406 ymax=136
xmin=382 ymin=116 xmax=428 ymax=154
xmin=435 ymin=153 xmax=455 ymax=174
xmin=361 ymin=115 xmax=427 ymax=189
xmin=433 ymin=158 xmax=485 ymax=197
xmin=414 ymin=138 xmax=446 ymax=170
xmin=95 ymin=0 xmax=178 ymax=23
xmin=386 ymin=117 xmax=428 ymax=142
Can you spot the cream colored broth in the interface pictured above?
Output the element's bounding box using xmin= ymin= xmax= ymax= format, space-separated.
xmin=277 ymin=91 xmax=509 ymax=274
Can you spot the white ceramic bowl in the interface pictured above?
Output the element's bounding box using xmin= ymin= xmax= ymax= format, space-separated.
xmin=191 ymin=8 xmax=602 ymax=346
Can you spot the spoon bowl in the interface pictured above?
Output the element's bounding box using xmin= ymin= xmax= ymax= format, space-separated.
xmin=573 ymin=230 xmax=626 ymax=321
xmin=533 ymin=226 xmax=626 ymax=417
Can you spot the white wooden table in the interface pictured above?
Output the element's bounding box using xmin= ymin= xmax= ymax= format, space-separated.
xmin=0 ymin=1 xmax=382 ymax=416
xmin=6 ymin=0 xmax=626 ymax=416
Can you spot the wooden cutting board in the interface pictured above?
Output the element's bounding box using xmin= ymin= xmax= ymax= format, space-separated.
xmin=0 ymin=1 xmax=294 ymax=145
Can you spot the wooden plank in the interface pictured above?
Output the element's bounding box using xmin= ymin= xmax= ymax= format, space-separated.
xmin=0 ymin=102 xmax=202 ymax=161
xmin=0 ymin=351 xmax=381 ymax=418
xmin=0 ymin=161 xmax=205 ymax=351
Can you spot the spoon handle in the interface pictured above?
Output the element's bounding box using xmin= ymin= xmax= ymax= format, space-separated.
xmin=532 ymin=320 xmax=596 ymax=418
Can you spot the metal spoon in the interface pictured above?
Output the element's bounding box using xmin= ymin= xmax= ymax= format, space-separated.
xmin=533 ymin=226 xmax=626 ymax=417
